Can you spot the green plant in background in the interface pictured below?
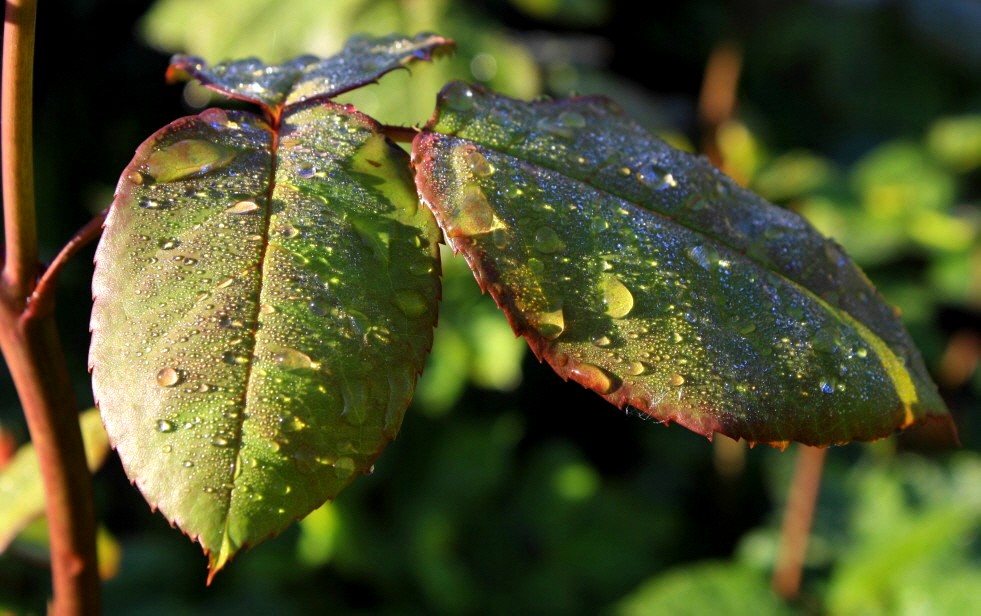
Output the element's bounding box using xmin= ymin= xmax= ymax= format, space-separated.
xmin=2 ymin=1 xmax=978 ymax=614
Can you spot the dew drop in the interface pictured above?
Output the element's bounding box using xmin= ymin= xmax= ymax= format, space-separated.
xmin=625 ymin=361 xmax=646 ymax=376
xmin=334 ymin=457 xmax=356 ymax=479
xmin=590 ymin=218 xmax=609 ymax=233
xmin=222 ymin=351 xmax=248 ymax=365
xmin=408 ymin=259 xmax=433 ymax=276
xmin=296 ymin=166 xmax=316 ymax=179
xmin=127 ymin=171 xmax=144 ymax=185
xmin=158 ymin=238 xmax=180 ymax=250
xmin=226 ymin=200 xmax=260 ymax=214
xmin=259 ymin=303 xmax=276 ymax=315
xmin=156 ymin=419 xmax=176 ymax=433
xmin=277 ymin=223 xmax=301 ymax=239
xmin=492 ymin=228 xmax=509 ymax=248
xmin=592 ymin=335 xmax=612 ymax=348
xmin=445 ymin=84 xmax=475 ymax=111
xmin=598 ymin=273 xmax=634 ymax=318
xmin=533 ymin=227 xmax=565 ymax=253
xmin=819 ymin=379 xmax=835 ymax=394
xmin=211 ymin=436 xmax=231 ymax=447
xmin=452 ymin=185 xmax=499 ymax=237
xmin=570 ymin=363 xmax=620 ymax=394
xmin=162 ymin=445 xmax=173 ymax=453
xmin=156 ymin=367 xmax=182 ymax=387
xmin=686 ymin=244 xmax=720 ymax=271
xmin=395 ymin=289 xmax=428 ymax=318
xmin=183 ymin=460 xmax=194 ymax=468
xmin=668 ymin=373 xmax=686 ymax=387
xmin=531 ymin=306 xmax=566 ymax=340
xmin=273 ymin=347 xmax=319 ymax=371
xmin=463 ymin=148 xmax=495 ymax=177
xmin=146 ymin=139 xmax=237 ymax=183
xmin=528 ymin=258 xmax=545 ymax=274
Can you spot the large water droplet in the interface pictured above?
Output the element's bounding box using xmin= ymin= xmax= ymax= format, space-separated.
xmin=146 ymin=139 xmax=237 ymax=183
xmin=445 ymin=84 xmax=475 ymax=111
xmin=226 ymin=200 xmax=260 ymax=214
xmin=625 ymin=361 xmax=646 ymax=376
xmin=686 ymin=244 xmax=720 ymax=271
xmin=538 ymin=111 xmax=586 ymax=138
xmin=531 ymin=306 xmax=565 ymax=340
xmin=570 ymin=363 xmax=620 ymax=394
xmin=668 ymin=373 xmax=685 ymax=386
xmin=211 ymin=436 xmax=231 ymax=447
xmin=334 ymin=457 xmax=356 ymax=479
xmin=592 ymin=335 xmax=612 ymax=348
xmin=462 ymin=148 xmax=495 ymax=177
xmin=451 ymin=185 xmax=499 ymax=237
xmin=395 ymin=289 xmax=428 ymax=318
xmin=533 ymin=227 xmax=565 ymax=253
xmin=222 ymin=351 xmax=248 ymax=365
xmin=819 ymin=378 xmax=835 ymax=394
xmin=273 ymin=347 xmax=319 ymax=371
xmin=156 ymin=367 xmax=182 ymax=387
xmin=158 ymin=238 xmax=180 ymax=250
xmin=598 ymin=274 xmax=634 ymax=318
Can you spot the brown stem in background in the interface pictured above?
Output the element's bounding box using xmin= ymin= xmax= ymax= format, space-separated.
xmin=772 ymin=445 xmax=827 ymax=600
xmin=698 ymin=40 xmax=743 ymax=170
xmin=381 ymin=124 xmax=419 ymax=144
xmin=28 ymin=209 xmax=107 ymax=321
xmin=1 ymin=0 xmax=101 ymax=613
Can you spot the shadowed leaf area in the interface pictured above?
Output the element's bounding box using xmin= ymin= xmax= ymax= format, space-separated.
xmin=413 ymin=82 xmax=950 ymax=447
xmin=89 ymin=35 xmax=448 ymax=577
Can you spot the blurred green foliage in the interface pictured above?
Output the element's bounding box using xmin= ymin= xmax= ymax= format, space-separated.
xmin=1 ymin=0 xmax=978 ymax=614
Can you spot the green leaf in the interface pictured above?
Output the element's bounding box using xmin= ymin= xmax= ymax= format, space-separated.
xmin=0 ymin=409 xmax=109 ymax=553
xmin=167 ymin=32 xmax=453 ymax=117
xmin=413 ymin=82 xmax=950 ymax=446
xmin=613 ymin=561 xmax=791 ymax=616
xmin=90 ymin=37 xmax=444 ymax=577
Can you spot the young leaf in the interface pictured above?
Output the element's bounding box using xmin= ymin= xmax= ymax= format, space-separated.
xmin=90 ymin=36 xmax=447 ymax=577
xmin=413 ymin=82 xmax=950 ymax=447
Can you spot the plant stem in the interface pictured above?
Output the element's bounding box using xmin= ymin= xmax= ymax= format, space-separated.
xmin=2 ymin=0 xmax=38 ymax=303
xmin=1 ymin=0 xmax=101 ymax=613
xmin=772 ymin=445 xmax=826 ymax=601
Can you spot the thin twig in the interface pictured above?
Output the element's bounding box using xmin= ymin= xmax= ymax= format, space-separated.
xmin=26 ymin=209 xmax=107 ymax=321
xmin=381 ymin=124 xmax=419 ymax=144
xmin=772 ymin=445 xmax=827 ymax=601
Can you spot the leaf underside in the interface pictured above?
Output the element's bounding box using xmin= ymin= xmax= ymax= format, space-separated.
xmin=413 ymin=82 xmax=950 ymax=447
xmin=90 ymin=36 xmax=447 ymax=575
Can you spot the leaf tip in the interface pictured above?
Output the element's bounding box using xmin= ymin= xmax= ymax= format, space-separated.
xmin=205 ymin=531 xmax=236 ymax=586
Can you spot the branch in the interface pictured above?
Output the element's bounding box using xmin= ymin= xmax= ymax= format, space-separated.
xmin=772 ymin=445 xmax=827 ymax=601
xmin=2 ymin=0 xmax=39 ymax=304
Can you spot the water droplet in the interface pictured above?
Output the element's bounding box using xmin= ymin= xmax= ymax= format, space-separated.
xmin=211 ymin=436 xmax=231 ymax=447
xmin=570 ymin=363 xmax=620 ymax=394
xmin=395 ymin=289 xmax=428 ymax=318
xmin=819 ymin=379 xmax=835 ymax=394
xmin=162 ymin=445 xmax=173 ymax=453
xmin=445 ymin=84 xmax=475 ymax=111
xmin=590 ymin=218 xmax=609 ymax=233
xmin=146 ymin=139 xmax=237 ymax=183
xmin=273 ymin=347 xmax=319 ymax=371
xmin=296 ymin=166 xmax=316 ymax=179
xmin=739 ymin=324 xmax=757 ymax=335
xmin=462 ymin=148 xmax=495 ymax=177
xmin=277 ymin=223 xmax=301 ymax=239
xmin=156 ymin=367 xmax=182 ymax=387
xmin=668 ymin=373 xmax=685 ymax=386
xmin=408 ymin=259 xmax=433 ymax=276
xmin=452 ymin=185 xmax=501 ymax=237
xmin=156 ymin=419 xmax=176 ymax=432
xmin=492 ymin=228 xmax=509 ymax=248
xmin=592 ymin=335 xmax=612 ymax=348
xmin=334 ymin=457 xmax=356 ymax=479
xmin=183 ymin=460 xmax=194 ymax=468
xmin=625 ymin=361 xmax=646 ymax=376
xmin=854 ymin=347 xmax=868 ymax=358
xmin=226 ymin=200 xmax=260 ymax=214
xmin=222 ymin=351 xmax=248 ymax=365
xmin=528 ymin=258 xmax=545 ymax=275
xmin=537 ymin=111 xmax=586 ymax=138
xmin=533 ymin=227 xmax=565 ymax=253
xmin=598 ymin=274 xmax=634 ymax=318
xmin=158 ymin=238 xmax=180 ymax=250
xmin=686 ymin=244 xmax=720 ymax=271
xmin=811 ymin=329 xmax=838 ymax=354
xmin=531 ymin=306 xmax=565 ymax=340
xmin=127 ymin=171 xmax=144 ymax=185
xmin=259 ymin=303 xmax=276 ymax=315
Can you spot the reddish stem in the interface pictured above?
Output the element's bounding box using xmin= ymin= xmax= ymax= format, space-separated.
xmin=772 ymin=445 xmax=827 ymax=601
xmin=1 ymin=0 xmax=101 ymax=613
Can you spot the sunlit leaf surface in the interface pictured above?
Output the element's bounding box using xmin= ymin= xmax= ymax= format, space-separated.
xmin=90 ymin=38 xmax=444 ymax=576
xmin=413 ymin=82 xmax=950 ymax=446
